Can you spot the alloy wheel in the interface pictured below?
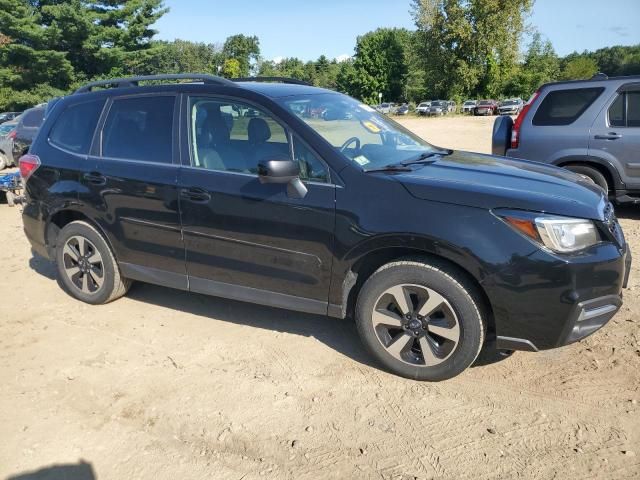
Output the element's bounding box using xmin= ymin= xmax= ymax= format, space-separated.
xmin=62 ymin=235 xmax=105 ymax=294
xmin=372 ymin=284 xmax=460 ymax=366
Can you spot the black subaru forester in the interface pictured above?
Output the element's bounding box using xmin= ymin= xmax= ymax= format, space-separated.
xmin=20 ymin=74 xmax=631 ymax=381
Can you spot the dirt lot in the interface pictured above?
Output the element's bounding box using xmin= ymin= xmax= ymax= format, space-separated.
xmin=1 ymin=116 xmax=639 ymax=480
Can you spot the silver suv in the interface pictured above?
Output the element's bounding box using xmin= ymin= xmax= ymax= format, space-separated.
xmin=493 ymin=74 xmax=640 ymax=203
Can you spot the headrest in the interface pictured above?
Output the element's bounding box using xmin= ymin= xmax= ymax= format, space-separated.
xmin=248 ymin=117 xmax=271 ymax=143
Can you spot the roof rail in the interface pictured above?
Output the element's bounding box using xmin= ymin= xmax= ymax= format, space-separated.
xmin=591 ymin=72 xmax=609 ymax=80
xmin=231 ymin=76 xmax=312 ymax=86
xmin=74 ymin=73 xmax=235 ymax=93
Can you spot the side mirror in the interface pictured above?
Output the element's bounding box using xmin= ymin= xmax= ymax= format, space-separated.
xmin=257 ymin=158 xmax=308 ymax=199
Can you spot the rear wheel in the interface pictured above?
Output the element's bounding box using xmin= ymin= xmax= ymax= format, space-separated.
xmin=565 ymin=164 xmax=609 ymax=194
xmin=355 ymin=259 xmax=486 ymax=381
xmin=55 ymin=221 xmax=130 ymax=304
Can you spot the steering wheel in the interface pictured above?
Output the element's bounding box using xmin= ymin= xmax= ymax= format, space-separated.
xmin=340 ymin=136 xmax=361 ymax=153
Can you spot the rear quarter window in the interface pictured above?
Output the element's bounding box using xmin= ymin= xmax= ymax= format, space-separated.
xmin=49 ymin=99 xmax=105 ymax=154
xmin=22 ymin=109 xmax=45 ymax=128
xmin=532 ymin=87 xmax=604 ymax=126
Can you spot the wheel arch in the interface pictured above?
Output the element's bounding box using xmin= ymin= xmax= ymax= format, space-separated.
xmin=338 ymin=245 xmax=496 ymax=336
xmin=554 ymin=155 xmax=623 ymax=192
xmin=47 ymin=208 xmax=118 ymax=262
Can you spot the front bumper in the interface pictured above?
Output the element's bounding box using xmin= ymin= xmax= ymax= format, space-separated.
xmin=488 ymin=239 xmax=631 ymax=352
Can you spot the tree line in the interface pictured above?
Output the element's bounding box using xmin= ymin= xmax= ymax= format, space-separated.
xmin=1 ymin=0 xmax=639 ymax=111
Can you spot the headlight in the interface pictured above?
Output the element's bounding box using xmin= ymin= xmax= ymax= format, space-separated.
xmin=498 ymin=212 xmax=600 ymax=253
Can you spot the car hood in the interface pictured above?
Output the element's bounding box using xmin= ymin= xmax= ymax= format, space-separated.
xmin=394 ymin=151 xmax=607 ymax=220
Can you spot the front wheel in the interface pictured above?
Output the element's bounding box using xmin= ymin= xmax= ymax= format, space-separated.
xmin=355 ymin=259 xmax=486 ymax=381
xmin=564 ymin=164 xmax=609 ymax=195
xmin=55 ymin=220 xmax=130 ymax=304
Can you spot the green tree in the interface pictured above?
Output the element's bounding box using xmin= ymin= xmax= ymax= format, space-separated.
xmin=560 ymin=56 xmax=598 ymax=80
xmin=503 ymin=32 xmax=559 ymax=98
xmin=222 ymin=34 xmax=260 ymax=76
xmin=411 ymin=0 xmax=533 ymax=99
xmin=350 ymin=28 xmax=412 ymax=103
xmin=221 ymin=58 xmax=241 ymax=78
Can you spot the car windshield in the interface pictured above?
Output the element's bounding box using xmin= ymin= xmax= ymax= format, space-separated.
xmin=277 ymin=93 xmax=439 ymax=170
xmin=418 ymin=103 xmax=429 ymax=107
xmin=501 ymin=100 xmax=518 ymax=106
xmin=431 ymin=101 xmax=444 ymax=107
xmin=478 ymin=100 xmax=493 ymax=106
xmin=464 ymin=101 xmax=475 ymax=105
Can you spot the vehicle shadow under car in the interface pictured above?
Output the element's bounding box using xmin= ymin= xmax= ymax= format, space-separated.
xmin=29 ymin=251 xmax=511 ymax=374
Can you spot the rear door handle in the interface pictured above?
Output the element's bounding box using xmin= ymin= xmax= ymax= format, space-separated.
xmin=83 ymin=172 xmax=106 ymax=186
xmin=594 ymin=133 xmax=622 ymax=140
xmin=180 ymin=187 xmax=211 ymax=203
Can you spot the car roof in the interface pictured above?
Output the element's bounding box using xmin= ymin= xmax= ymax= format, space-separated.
xmin=539 ymin=74 xmax=640 ymax=91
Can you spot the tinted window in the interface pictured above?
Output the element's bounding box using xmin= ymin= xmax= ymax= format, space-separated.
xmin=609 ymin=94 xmax=625 ymax=127
xmin=49 ymin=99 xmax=105 ymax=153
xmin=628 ymin=92 xmax=640 ymax=127
xmin=533 ymin=88 xmax=603 ymax=126
xmin=22 ymin=109 xmax=45 ymax=128
xmin=102 ymin=96 xmax=174 ymax=163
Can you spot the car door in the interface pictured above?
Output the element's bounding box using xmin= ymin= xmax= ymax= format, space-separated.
xmin=81 ymin=93 xmax=187 ymax=287
xmin=178 ymin=95 xmax=336 ymax=314
xmin=590 ymin=84 xmax=640 ymax=189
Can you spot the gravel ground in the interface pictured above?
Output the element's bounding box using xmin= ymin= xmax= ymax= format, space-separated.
xmin=1 ymin=115 xmax=638 ymax=480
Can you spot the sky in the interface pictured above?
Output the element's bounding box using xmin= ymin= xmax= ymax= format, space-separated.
xmin=155 ymin=0 xmax=640 ymax=61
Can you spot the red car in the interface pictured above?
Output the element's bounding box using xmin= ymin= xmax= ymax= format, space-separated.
xmin=474 ymin=100 xmax=498 ymax=116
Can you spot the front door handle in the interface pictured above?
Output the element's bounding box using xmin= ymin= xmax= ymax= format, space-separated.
xmin=83 ymin=172 xmax=106 ymax=186
xmin=594 ymin=132 xmax=622 ymax=140
xmin=180 ymin=187 xmax=211 ymax=203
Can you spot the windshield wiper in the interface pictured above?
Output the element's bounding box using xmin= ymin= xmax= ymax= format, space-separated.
xmin=400 ymin=149 xmax=450 ymax=166
xmin=365 ymin=164 xmax=413 ymax=173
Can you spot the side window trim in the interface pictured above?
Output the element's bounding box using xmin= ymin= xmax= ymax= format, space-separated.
xmin=185 ymin=94 xmax=333 ymax=184
xmin=94 ymin=93 xmax=179 ymax=165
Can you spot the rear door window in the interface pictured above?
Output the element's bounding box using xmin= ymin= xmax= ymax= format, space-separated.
xmin=533 ymin=87 xmax=604 ymax=126
xmin=49 ymin=99 xmax=105 ymax=154
xmin=101 ymin=96 xmax=174 ymax=163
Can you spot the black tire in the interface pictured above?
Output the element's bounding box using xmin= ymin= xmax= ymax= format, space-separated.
xmin=564 ymin=164 xmax=609 ymax=194
xmin=355 ymin=258 xmax=486 ymax=381
xmin=55 ymin=220 xmax=130 ymax=304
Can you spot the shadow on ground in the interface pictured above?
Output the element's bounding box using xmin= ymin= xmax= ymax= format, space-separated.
xmin=616 ymin=204 xmax=640 ymax=220
xmin=28 ymin=252 xmax=511 ymax=375
xmin=6 ymin=461 xmax=95 ymax=480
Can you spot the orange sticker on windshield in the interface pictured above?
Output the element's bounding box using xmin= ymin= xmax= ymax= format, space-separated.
xmin=361 ymin=121 xmax=381 ymax=133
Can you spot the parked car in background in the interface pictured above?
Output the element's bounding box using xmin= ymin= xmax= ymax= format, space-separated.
xmin=446 ymin=101 xmax=457 ymax=114
xmin=0 ymin=112 xmax=21 ymax=124
xmin=426 ymin=100 xmax=447 ymax=116
xmin=493 ymin=74 xmax=640 ymax=203
xmin=0 ymin=120 xmax=18 ymax=170
xmin=462 ymin=100 xmax=477 ymax=114
xmin=376 ymin=102 xmax=397 ymax=115
xmin=474 ymin=100 xmax=498 ymax=116
xmin=395 ymin=103 xmax=410 ymax=115
xmin=11 ymin=105 xmax=45 ymax=164
xmin=21 ymin=73 xmax=630 ymax=381
xmin=498 ymin=98 xmax=523 ymax=116
xmin=416 ymin=101 xmax=431 ymax=116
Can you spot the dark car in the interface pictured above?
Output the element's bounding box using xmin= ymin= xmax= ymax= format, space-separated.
xmin=20 ymin=74 xmax=631 ymax=381
xmin=0 ymin=111 xmax=21 ymax=124
xmin=493 ymin=74 xmax=640 ymax=204
xmin=11 ymin=105 xmax=45 ymax=164
xmin=474 ymin=100 xmax=498 ymax=116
